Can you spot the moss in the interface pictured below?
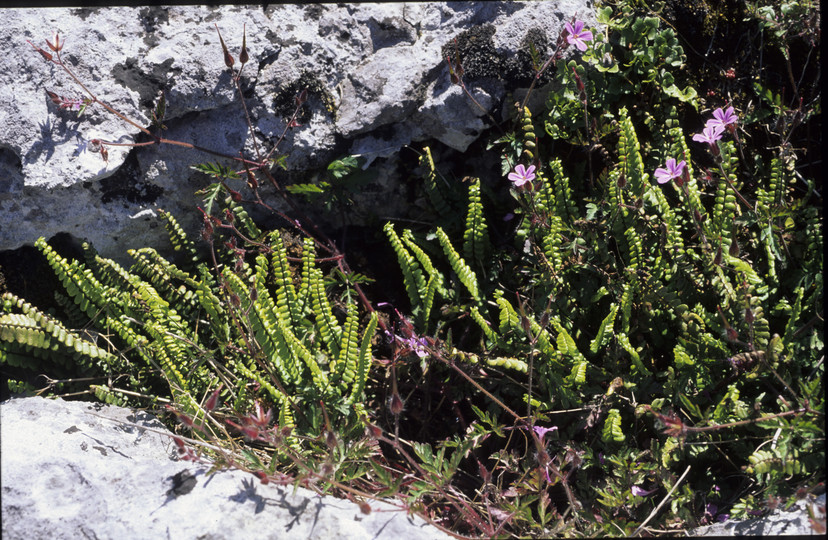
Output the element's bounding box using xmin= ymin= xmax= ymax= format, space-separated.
xmin=272 ymin=71 xmax=338 ymax=124
xmin=441 ymin=24 xmax=504 ymax=81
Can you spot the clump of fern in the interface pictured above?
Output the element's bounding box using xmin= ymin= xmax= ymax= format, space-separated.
xmin=378 ymin=6 xmax=823 ymax=536
xmin=1 ymin=189 xmax=378 ymax=473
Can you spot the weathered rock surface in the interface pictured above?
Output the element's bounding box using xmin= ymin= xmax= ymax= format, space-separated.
xmin=689 ymin=492 xmax=826 ymax=536
xmin=1 ymin=2 xmax=595 ymax=264
xmin=1 ymin=396 xmax=452 ymax=540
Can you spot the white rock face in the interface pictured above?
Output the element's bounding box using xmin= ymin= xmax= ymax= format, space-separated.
xmin=0 ymin=396 xmax=452 ymax=540
xmin=0 ymin=3 xmax=595 ymax=263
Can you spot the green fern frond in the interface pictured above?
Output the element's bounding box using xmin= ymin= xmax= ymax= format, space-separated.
xmin=602 ymin=408 xmax=626 ymax=443
xmin=470 ymin=306 xmax=498 ymax=343
xmin=462 ymin=177 xmax=491 ymax=271
xmin=268 ymin=232 xmax=303 ymax=325
xmin=158 ymin=209 xmax=202 ymax=270
xmin=309 ymin=267 xmax=342 ymax=357
xmin=345 ymin=311 xmax=378 ymax=407
xmin=223 ymin=195 xmax=262 ymax=241
xmin=618 ymin=108 xmax=646 ymax=196
xmin=384 ymin=223 xmax=428 ymax=313
xmin=590 ymin=304 xmax=619 ymax=354
xmin=333 ymin=304 xmax=360 ymax=385
xmin=549 ymin=158 xmax=578 ymax=224
xmin=711 ymin=141 xmax=739 ymax=249
xmin=420 ymin=146 xmax=452 ymax=217
xmin=519 ymin=106 xmax=537 ymax=161
xmin=435 ymin=227 xmax=479 ymax=302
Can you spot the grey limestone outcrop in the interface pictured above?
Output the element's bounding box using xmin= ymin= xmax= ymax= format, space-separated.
xmin=1 ymin=396 xmax=452 ymax=539
xmin=1 ymin=2 xmax=595 ymax=264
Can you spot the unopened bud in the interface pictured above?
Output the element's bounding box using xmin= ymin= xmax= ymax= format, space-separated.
xmin=573 ymin=68 xmax=585 ymax=93
xmin=728 ymin=240 xmax=740 ymax=257
xmin=713 ymin=245 xmax=722 ymax=266
xmin=28 ymin=40 xmax=53 ymax=61
xmin=246 ymin=172 xmax=258 ymax=190
xmin=215 ymin=24 xmax=235 ymax=69
xmin=744 ymin=306 xmax=754 ymax=324
xmin=254 ymin=471 xmax=269 ymax=484
xmin=239 ymin=23 xmax=249 ymax=65
xmin=389 ymin=391 xmax=404 ymax=416
xmin=204 ymin=385 xmax=222 ymax=412
xmin=365 ymin=423 xmax=382 ymax=439
xmin=47 ymin=31 xmax=63 ymax=52
xmin=325 ymin=430 xmax=337 ymax=449
xmin=295 ymin=88 xmax=308 ymax=107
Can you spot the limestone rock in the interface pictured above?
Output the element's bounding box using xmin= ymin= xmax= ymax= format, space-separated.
xmin=0 ymin=396 xmax=452 ymax=540
xmin=0 ymin=2 xmax=595 ymax=264
xmin=688 ymin=493 xmax=826 ymax=536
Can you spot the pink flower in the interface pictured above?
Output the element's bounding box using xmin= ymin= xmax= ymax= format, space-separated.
xmin=532 ymin=425 xmax=558 ymax=442
xmin=508 ymin=164 xmax=536 ymax=187
xmin=631 ymin=485 xmax=657 ymax=497
xmin=705 ymin=106 xmax=737 ymax=131
xmin=654 ymin=158 xmax=686 ymax=184
xmin=565 ymin=21 xmax=594 ymax=52
xmin=692 ymin=124 xmax=725 ymax=145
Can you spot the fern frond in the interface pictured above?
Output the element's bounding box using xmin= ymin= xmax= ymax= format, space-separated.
xmin=462 ymin=177 xmax=490 ymax=271
xmin=334 ymin=304 xmax=360 ymax=385
xmin=590 ymin=304 xmax=619 ymax=354
xmin=435 ymin=227 xmax=480 ymax=302
xmin=470 ymin=306 xmax=498 ymax=343
xmin=158 ymin=209 xmax=203 ymax=272
xmin=223 ymin=195 xmax=262 ymax=241
xmin=711 ymin=141 xmax=739 ymax=250
xmin=618 ymin=108 xmax=646 ymax=196
xmin=268 ymin=232 xmax=303 ymax=325
xmin=384 ymin=223 xmax=428 ymax=314
xmin=602 ymin=409 xmax=626 ymax=443
xmin=420 ymin=146 xmax=452 ymax=217
xmin=549 ymin=158 xmax=578 ymax=224
xmin=309 ymin=267 xmax=342 ymax=357
xmin=345 ymin=311 xmax=378 ymax=407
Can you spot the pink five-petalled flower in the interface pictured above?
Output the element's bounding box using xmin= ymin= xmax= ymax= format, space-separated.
xmin=692 ymin=124 xmax=725 ymax=145
xmin=508 ymin=164 xmax=536 ymax=188
xmin=565 ymin=21 xmax=594 ymax=52
xmin=705 ymin=106 xmax=737 ymax=131
xmin=654 ymin=158 xmax=686 ymax=185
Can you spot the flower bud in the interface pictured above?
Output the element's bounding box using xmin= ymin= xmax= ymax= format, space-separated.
xmin=239 ymin=24 xmax=249 ymax=65
xmin=389 ymin=390 xmax=404 ymax=416
xmin=204 ymin=386 xmax=221 ymax=412
xmin=295 ymin=88 xmax=308 ymax=107
xmin=47 ymin=31 xmax=63 ymax=52
xmin=28 ymin=40 xmax=53 ymax=62
xmin=325 ymin=429 xmax=337 ymax=449
xmin=215 ymin=24 xmax=235 ymax=69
